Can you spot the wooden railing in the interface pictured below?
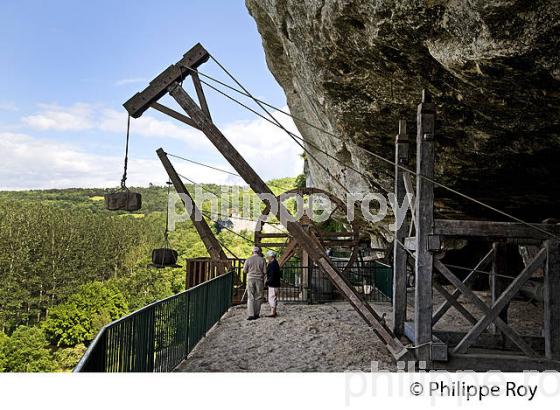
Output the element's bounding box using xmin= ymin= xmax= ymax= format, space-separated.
xmin=186 ymin=257 xmax=245 ymax=289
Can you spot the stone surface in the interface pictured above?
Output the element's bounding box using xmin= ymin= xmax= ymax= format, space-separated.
xmin=246 ymin=0 xmax=560 ymax=237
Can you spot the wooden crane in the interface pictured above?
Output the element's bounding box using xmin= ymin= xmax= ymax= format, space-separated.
xmin=123 ymin=43 xmax=412 ymax=362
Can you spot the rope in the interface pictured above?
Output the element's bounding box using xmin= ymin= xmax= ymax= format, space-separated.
xmin=192 ymin=64 xmax=559 ymax=240
xmin=120 ymin=114 xmax=131 ymax=190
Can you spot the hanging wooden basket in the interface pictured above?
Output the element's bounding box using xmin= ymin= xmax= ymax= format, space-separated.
xmin=104 ymin=191 xmax=142 ymax=212
xmin=150 ymin=248 xmax=180 ymax=268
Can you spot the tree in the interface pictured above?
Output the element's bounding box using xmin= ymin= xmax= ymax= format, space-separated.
xmin=0 ymin=332 xmax=8 ymax=371
xmin=53 ymin=344 xmax=87 ymax=372
xmin=3 ymin=326 xmax=56 ymax=372
xmin=43 ymin=281 xmax=129 ymax=347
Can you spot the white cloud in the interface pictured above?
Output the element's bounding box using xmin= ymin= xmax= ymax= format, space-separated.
xmin=7 ymin=103 xmax=304 ymax=189
xmin=223 ymin=107 xmax=304 ymax=180
xmin=0 ymin=132 xmax=243 ymax=190
xmin=22 ymin=103 xmax=94 ymax=131
xmin=98 ymin=107 xmax=210 ymax=147
xmin=114 ymin=77 xmax=147 ymax=86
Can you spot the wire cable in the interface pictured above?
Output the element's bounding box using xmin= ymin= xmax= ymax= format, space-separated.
xmin=191 ymin=62 xmax=558 ymax=240
xmin=186 ymin=64 xmax=390 ymax=195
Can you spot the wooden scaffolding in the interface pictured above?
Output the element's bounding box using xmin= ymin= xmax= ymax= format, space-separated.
xmin=392 ymin=91 xmax=560 ymax=371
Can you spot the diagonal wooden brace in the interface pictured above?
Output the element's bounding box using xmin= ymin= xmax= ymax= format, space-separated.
xmin=167 ymin=82 xmax=412 ymax=362
xmin=432 ymin=249 xmax=494 ymax=326
xmin=433 ymin=282 xmax=478 ymax=325
xmin=452 ymin=247 xmax=546 ymax=354
xmin=433 ymin=259 xmax=539 ymax=357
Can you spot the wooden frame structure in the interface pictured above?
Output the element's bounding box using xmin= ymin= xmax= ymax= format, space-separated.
xmin=124 ymin=43 xmax=412 ymax=362
xmin=392 ymin=91 xmax=560 ymax=370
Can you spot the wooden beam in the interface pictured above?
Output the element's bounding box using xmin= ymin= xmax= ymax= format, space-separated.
xmin=123 ymin=43 xmax=210 ymax=118
xmin=433 ymin=259 xmax=538 ymax=357
xmin=544 ymin=240 xmax=560 ymax=360
xmin=434 ymin=219 xmax=560 ymax=240
xmin=432 ymin=248 xmax=494 ymax=325
xmin=402 ymin=173 xmax=416 ymax=233
xmin=168 ymin=83 xmax=412 ymax=361
xmin=404 ymin=322 xmax=448 ymax=361
xmin=433 ymin=282 xmax=478 ymax=325
xmin=278 ymin=239 xmax=298 ymax=268
xmin=150 ymin=102 xmax=201 ymax=130
xmin=392 ymin=119 xmax=409 ymax=337
xmin=453 ymin=247 xmax=546 ymax=354
xmin=433 ymin=330 xmax=545 ymax=353
xmin=256 ymin=233 xmax=291 ymax=239
xmin=156 ymin=148 xmax=227 ymax=262
xmin=190 ymin=70 xmax=211 ymax=121
xmin=414 ymin=90 xmax=436 ymax=363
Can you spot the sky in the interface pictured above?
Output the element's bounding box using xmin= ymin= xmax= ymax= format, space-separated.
xmin=0 ymin=0 xmax=303 ymax=190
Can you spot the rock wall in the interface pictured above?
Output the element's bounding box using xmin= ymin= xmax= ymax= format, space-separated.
xmin=246 ymin=0 xmax=560 ymax=235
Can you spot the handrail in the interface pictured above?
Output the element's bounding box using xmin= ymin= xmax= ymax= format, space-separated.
xmin=74 ymin=270 xmax=233 ymax=372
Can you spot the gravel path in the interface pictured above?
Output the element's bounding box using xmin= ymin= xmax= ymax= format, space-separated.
xmin=175 ymin=302 xmax=397 ymax=372
xmin=175 ymin=289 xmax=544 ymax=372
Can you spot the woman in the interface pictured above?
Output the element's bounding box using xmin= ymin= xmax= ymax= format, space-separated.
xmin=265 ymin=250 xmax=281 ymax=318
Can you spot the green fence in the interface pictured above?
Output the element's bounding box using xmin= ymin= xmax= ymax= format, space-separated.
xmin=74 ymin=271 xmax=233 ymax=372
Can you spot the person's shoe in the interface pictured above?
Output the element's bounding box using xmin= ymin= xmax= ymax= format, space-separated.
xmin=266 ymin=313 xmax=277 ymax=318
xmin=246 ymin=316 xmax=257 ymax=321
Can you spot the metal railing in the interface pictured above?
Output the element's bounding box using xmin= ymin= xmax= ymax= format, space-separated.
xmin=74 ymin=271 xmax=233 ymax=372
xmin=280 ymin=259 xmax=393 ymax=303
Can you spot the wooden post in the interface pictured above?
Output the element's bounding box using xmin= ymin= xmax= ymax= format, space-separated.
xmin=157 ymin=148 xmax=228 ymax=265
xmin=392 ymin=119 xmax=409 ymax=337
xmin=544 ymin=239 xmax=560 ymax=360
xmin=167 ymin=83 xmax=411 ymax=361
xmin=302 ymin=249 xmax=310 ymax=302
xmin=414 ymin=90 xmax=436 ymax=364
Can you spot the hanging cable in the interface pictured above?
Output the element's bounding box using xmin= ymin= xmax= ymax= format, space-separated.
xmin=189 ymin=62 xmax=558 ymax=240
xmin=167 ymin=152 xmax=240 ymax=177
xmin=163 ymin=179 xmax=172 ymax=247
xmin=186 ymin=69 xmax=392 ymax=194
xmin=120 ymin=114 xmax=132 ymax=189
xmin=176 ymin=172 xmax=286 ymax=230
xmin=167 ymin=151 xmax=294 ymax=192
xmin=197 ymin=60 xmax=390 ymax=195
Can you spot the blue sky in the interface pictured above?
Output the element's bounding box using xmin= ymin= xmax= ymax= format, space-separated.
xmin=0 ymin=0 xmax=303 ymax=189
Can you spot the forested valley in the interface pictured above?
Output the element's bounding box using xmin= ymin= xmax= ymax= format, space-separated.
xmin=0 ymin=177 xmax=298 ymax=372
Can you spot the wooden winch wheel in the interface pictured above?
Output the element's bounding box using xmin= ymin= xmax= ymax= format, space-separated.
xmin=254 ymin=187 xmax=360 ymax=274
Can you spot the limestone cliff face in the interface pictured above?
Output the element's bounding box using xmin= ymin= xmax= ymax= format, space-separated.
xmin=246 ymin=0 xmax=560 ymax=231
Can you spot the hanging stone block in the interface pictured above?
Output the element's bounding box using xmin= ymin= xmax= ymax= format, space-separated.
xmin=104 ymin=191 xmax=142 ymax=212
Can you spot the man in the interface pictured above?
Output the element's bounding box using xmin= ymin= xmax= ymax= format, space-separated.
xmin=265 ymin=250 xmax=281 ymax=318
xmin=243 ymin=246 xmax=267 ymax=320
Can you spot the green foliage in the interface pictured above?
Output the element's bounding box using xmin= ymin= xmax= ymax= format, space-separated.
xmin=114 ymin=268 xmax=183 ymax=311
xmin=0 ymin=332 xmax=8 ymax=372
xmin=0 ymin=176 xmax=299 ymax=371
xmin=43 ymin=282 xmax=128 ymax=347
xmin=294 ymin=173 xmax=306 ymax=188
xmin=53 ymin=344 xmax=87 ymax=372
xmin=3 ymin=326 xmax=56 ymax=372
